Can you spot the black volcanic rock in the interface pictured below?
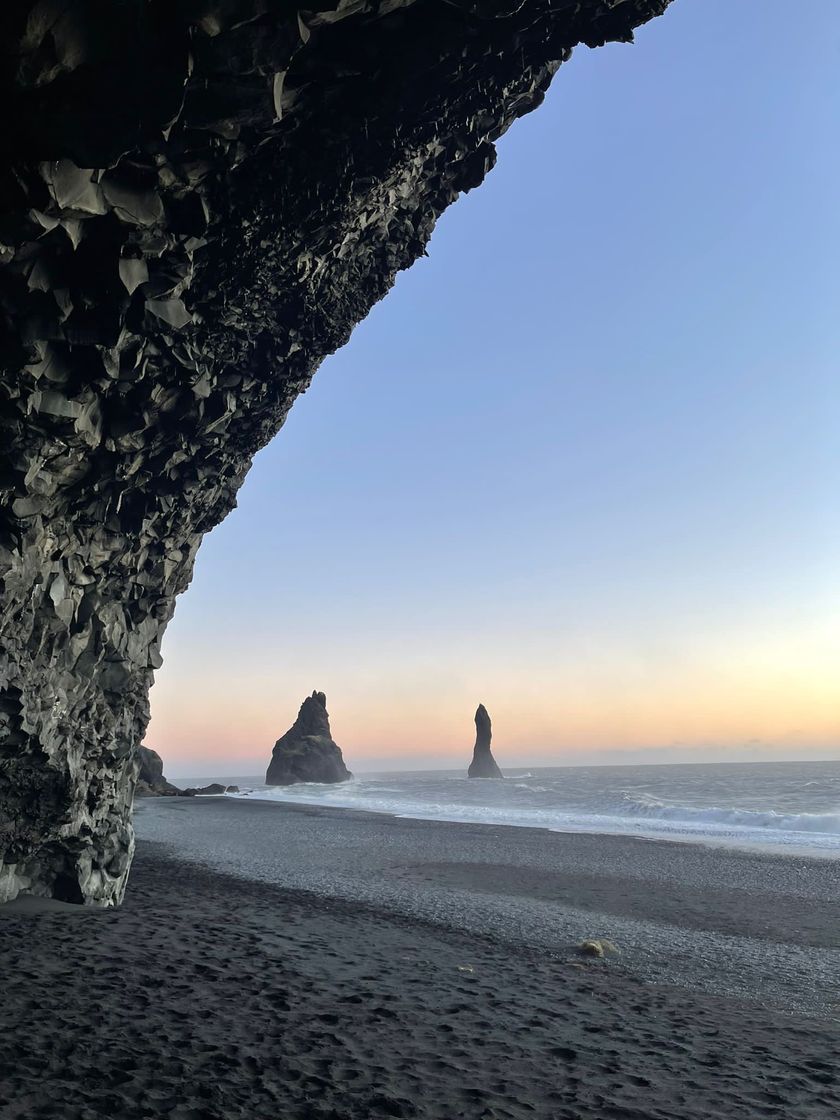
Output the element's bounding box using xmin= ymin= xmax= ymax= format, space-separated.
xmin=0 ymin=1 xmax=674 ymax=904
xmin=266 ymin=692 xmax=352 ymax=786
xmin=182 ymin=782 xmax=233 ymax=796
xmin=468 ymin=704 xmax=503 ymax=779
xmin=135 ymin=746 xmax=183 ymax=797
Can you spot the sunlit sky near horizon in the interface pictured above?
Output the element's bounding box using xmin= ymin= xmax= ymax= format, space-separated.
xmin=147 ymin=0 xmax=840 ymax=778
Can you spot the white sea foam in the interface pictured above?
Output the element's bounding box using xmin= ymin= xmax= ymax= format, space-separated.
xmin=617 ymin=792 xmax=840 ymax=834
xmin=227 ymin=761 xmax=840 ymax=854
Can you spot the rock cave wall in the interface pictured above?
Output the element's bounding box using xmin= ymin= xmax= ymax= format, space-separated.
xmin=0 ymin=0 xmax=672 ymax=904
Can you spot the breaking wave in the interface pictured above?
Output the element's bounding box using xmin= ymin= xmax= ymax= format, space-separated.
xmin=616 ymin=792 xmax=840 ymax=836
xmin=227 ymin=761 xmax=840 ymax=854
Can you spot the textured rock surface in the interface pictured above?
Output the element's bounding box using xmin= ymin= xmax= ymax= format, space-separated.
xmin=0 ymin=0 xmax=673 ymax=903
xmin=266 ymin=691 xmax=351 ymax=785
xmin=468 ymin=703 xmax=503 ymax=779
xmin=134 ymin=745 xmax=184 ymax=798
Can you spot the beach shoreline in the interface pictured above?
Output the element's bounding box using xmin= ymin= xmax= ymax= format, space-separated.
xmin=2 ymin=818 xmax=838 ymax=1119
xmin=131 ymin=795 xmax=840 ymax=1018
xmin=185 ymin=785 xmax=840 ymax=861
xmin=207 ymin=759 xmax=840 ymax=860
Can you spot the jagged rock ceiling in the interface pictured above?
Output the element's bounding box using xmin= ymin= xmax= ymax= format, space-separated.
xmin=0 ymin=0 xmax=673 ymax=904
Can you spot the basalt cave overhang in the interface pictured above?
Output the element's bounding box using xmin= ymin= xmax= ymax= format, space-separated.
xmin=0 ymin=0 xmax=673 ymax=905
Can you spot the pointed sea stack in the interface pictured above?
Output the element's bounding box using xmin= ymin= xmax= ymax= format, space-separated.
xmin=468 ymin=704 xmax=503 ymax=779
xmin=266 ymin=692 xmax=352 ymax=786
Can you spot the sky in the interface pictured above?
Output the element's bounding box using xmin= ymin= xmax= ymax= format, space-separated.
xmin=147 ymin=0 xmax=840 ymax=777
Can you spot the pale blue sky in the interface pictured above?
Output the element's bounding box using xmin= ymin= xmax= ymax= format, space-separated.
xmin=149 ymin=0 xmax=840 ymax=774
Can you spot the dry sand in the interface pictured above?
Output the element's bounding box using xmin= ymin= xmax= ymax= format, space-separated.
xmin=1 ymin=801 xmax=838 ymax=1119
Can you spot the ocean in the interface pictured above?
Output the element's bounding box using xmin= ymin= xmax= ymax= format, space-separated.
xmin=182 ymin=758 xmax=840 ymax=855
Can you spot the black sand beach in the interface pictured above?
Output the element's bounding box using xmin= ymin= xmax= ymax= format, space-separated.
xmin=136 ymin=796 xmax=840 ymax=1015
xmin=2 ymin=799 xmax=839 ymax=1120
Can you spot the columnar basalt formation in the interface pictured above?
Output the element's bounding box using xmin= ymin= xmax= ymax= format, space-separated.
xmin=266 ymin=691 xmax=351 ymax=785
xmin=0 ymin=0 xmax=673 ymax=904
xmin=468 ymin=703 xmax=503 ymax=779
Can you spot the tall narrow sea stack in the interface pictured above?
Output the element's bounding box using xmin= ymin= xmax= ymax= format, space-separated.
xmin=266 ymin=692 xmax=352 ymax=786
xmin=468 ymin=704 xmax=503 ymax=779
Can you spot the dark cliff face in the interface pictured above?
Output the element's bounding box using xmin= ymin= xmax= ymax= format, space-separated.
xmin=468 ymin=703 xmax=503 ymax=779
xmin=0 ymin=0 xmax=673 ymax=903
xmin=266 ymin=691 xmax=352 ymax=785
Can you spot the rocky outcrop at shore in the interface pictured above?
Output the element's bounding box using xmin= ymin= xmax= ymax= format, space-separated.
xmin=266 ymin=692 xmax=351 ymax=786
xmin=135 ymin=751 xmax=239 ymax=798
xmin=182 ymin=783 xmax=239 ymax=796
xmin=135 ymin=747 xmax=183 ymax=798
xmin=135 ymin=756 xmax=239 ymax=798
xmin=0 ymin=0 xmax=673 ymax=904
xmin=468 ymin=704 xmax=503 ymax=779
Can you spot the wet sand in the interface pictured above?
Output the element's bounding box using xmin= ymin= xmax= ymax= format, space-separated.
xmin=1 ymin=798 xmax=838 ymax=1119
